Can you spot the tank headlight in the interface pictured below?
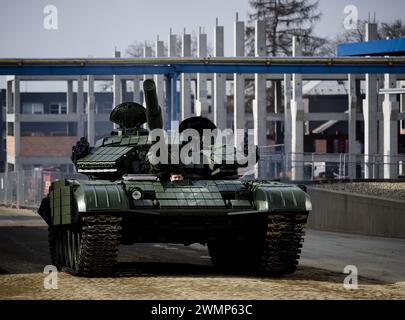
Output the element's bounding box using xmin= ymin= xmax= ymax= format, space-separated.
xmin=132 ymin=189 xmax=142 ymax=200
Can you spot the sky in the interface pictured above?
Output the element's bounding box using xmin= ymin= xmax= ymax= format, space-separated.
xmin=1 ymin=0 xmax=405 ymax=87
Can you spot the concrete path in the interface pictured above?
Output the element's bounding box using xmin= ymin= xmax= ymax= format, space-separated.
xmin=301 ymin=230 xmax=405 ymax=284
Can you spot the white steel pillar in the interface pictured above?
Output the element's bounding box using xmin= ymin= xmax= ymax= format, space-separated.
xmin=121 ymin=78 xmax=127 ymax=104
xmin=143 ymin=43 xmax=153 ymax=123
xmin=77 ymin=77 xmax=85 ymax=137
xmin=213 ymin=19 xmax=226 ymax=129
xmin=131 ymin=40 xmax=141 ymax=105
xmin=168 ymin=30 xmax=177 ymax=125
xmin=155 ymin=36 xmax=165 ymax=125
xmin=113 ymin=50 xmax=122 ymax=118
xmin=13 ymin=77 xmax=21 ymax=166
xmin=144 ymin=43 xmax=153 ymax=82
xmin=383 ymin=74 xmax=399 ymax=179
xmin=377 ymin=75 xmax=385 ymax=178
xmin=13 ymin=77 xmax=21 ymax=207
xmin=363 ymin=75 xmax=378 ymax=179
xmin=133 ymin=76 xmax=141 ymax=104
xmin=181 ymin=30 xmax=192 ymax=120
xmin=195 ymin=28 xmax=209 ymax=118
xmin=5 ymin=79 xmax=12 ymax=172
xmin=348 ymin=74 xmax=357 ymax=178
xmin=67 ymin=80 xmax=74 ymax=114
xmin=6 ymin=80 xmax=13 ymax=114
xmin=284 ymin=74 xmax=292 ymax=167
xmin=234 ymin=13 xmax=245 ymax=149
xmin=87 ymin=75 xmax=95 ymax=145
xmin=291 ymin=37 xmax=304 ymax=181
xmin=13 ymin=78 xmax=20 ymax=115
xmin=253 ymin=20 xmax=267 ymax=178
xmin=401 ymin=85 xmax=405 ymax=176
xmin=168 ymin=29 xmax=177 ymax=57
xmin=363 ymin=23 xmax=379 ymax=179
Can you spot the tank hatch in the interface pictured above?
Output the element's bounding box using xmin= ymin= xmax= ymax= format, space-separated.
xmin=110 ymin=102 xmax=147 ymax=128
xmin=179 ymin=116 xmax=217 ymax=136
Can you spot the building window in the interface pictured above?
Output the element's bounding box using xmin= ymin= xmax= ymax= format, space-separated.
xmin=21 ymin=122 xmax=76 ymax=137
xmin=22 ymin=102 xmax=44 ymax=114
xmin=7 ymin=122 xmax=14 ymax=136
xmin=49 ymin=102 xmax=67 ymax=114
xmin=96 ymin=102 xmax=112 ymax=114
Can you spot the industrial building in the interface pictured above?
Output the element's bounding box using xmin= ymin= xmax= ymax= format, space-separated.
xmin=6 ymin=79 xmax=402 ymax=176
xmin=1 ymin=19 xmax=405 ymax=187
xmin=0 ymin=83 xmax=137 ymax=173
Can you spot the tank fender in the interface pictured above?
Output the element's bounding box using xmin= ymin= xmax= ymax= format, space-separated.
xmin=46 ymin=180 xmax=78 ymax=226
xmin=74 ymin=181 xmax=130 ymax=213
xmin=253 ymin=185 xmax=312 ymax=212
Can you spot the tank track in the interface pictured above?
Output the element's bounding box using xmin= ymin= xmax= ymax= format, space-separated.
xmin=208 ymin=212 xmax=308 ymax=276
xmin=257 ymin=212 xmax=308 ymax=276
xmin=74 ymin=215 xmax=122 ymax=277
xmin=49 ymin=215 xmax=122 ymax=277
xmin=48 ymin=227 xmax=58 ymax=267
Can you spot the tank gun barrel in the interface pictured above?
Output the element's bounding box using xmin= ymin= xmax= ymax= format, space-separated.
xmin=143 ymin=79 xmax=163 ymax=130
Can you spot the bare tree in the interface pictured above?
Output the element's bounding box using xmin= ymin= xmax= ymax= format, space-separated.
xmin=380 ymin=19 xmax=405 ymax=39
xmin=126 ymin=40 xmax=156 ymax=57
xmin=321 ymin=20 xmax=367 ymax=56
xmin=100 ymin=41 xmax=156 ymax=92
xmin=324 ymin=19 xmax=405 ymax=55
xmin=246 ymin=0 xmax=326 ymax=56
xmin=244 ymin=0 xmax=326 ymax=143
xmin=244 ymin=0 xmax=326 ymax=136
xmin=127 ymin=34 xmax=212 ymax=58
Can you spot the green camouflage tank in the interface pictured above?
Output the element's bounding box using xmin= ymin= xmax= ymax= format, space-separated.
xmin=38 ymin=79 xmax=311 ymax=277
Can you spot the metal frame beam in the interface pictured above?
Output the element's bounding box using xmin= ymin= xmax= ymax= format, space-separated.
xmin=3 ymin=56 xmax=405 ymax=134
xmin=1 ymin=57 xmax=405 ymax=76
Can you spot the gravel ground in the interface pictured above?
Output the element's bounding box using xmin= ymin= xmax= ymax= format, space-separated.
xmin=1 ymin=207 xmax=405 ymax=300
xmin=1 ymin=267 xmax=404 ymax=300
xmin=315 ymin=182 xmax=405 ymax=201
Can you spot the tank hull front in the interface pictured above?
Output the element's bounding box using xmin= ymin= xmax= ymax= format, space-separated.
xmin=39 ymin=178 xmax=310 ymax=229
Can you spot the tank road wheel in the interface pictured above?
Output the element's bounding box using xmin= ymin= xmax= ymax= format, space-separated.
xmin=208 ymin=212 xmax=308 ymax=276
xmin=48 ymin=215 xmax=122 ymax=277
